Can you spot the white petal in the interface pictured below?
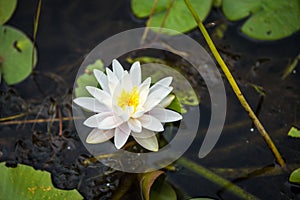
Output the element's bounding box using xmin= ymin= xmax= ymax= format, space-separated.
xmin=138 ymin=77 xmax=151 ymax=106
xmin=97 ymin=115 xmax=123 ymax=130
xmin=132 ymin=108 xmax=145 ymax=118
xmin=143 ymin=86 xmax=173 ymax=112
xmin=130 ymin=61 xmax=141 ymax=86
xmin=133 ymin=132 xmax=158 ymax=151
xmin=73 ymin=97 xmax=108 ymax=112
xmin=149 ymin=77 xmax=172 ymax=94
xmin=114 ymin=123 xmax=131 ymax=149
xmin=106 ymin=68 xmax=119 ymax=94
xmin=128 ymin=118 xmax=142 ymax=133
xmin=86 ymin=129 xmax=114 ymax=144
xmin=121 ymin=73 xmax=133 ymax=92
xmin=83 ymin=112 xmax=113 ymax=128
xmin=149 ymin=107 xmax=182 ymax=122
xmin=86 ymin=86 xmax=111 ymax=107
xmin=131 ymin=128 xmax=155 ymax=138
xmin=93 ymin=69 xmax=110 ymax=93
xmin=159 ymin=95 xmax=175 ymax=108
xmin=112 ymin=59 xmax=125 ymax=80
xmin=139 ymin=114 xmax=164 ymax=132
xmin=118 ymin=106 xmax=133 ymax=121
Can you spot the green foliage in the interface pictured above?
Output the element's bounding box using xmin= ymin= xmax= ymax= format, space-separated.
xmin=222 ymin=0 xmax=300 ymax=40
xmin=74 ymin=59 xmax=104 ymax=97
xmin=288 ymin=127 xmax=300 ymax=138
xmin=139 ymin=170 xmax=177 ymax=200
xmin=167 ymin=94 xmax=181 ymax=114
xmin=0 ymin=162 xmax=82 ymax=199
xmin=0 ymin=25 xmax=37 ymax=85
xmin=0 ymin=0 xmax=17 ymax=25
xmin=150 ymin=181 xmax=177 ymax=200
xmin=289 ymin=168 xmax=300 ymax=184
xmin=131 ymin=0 xmax=213 ymax=35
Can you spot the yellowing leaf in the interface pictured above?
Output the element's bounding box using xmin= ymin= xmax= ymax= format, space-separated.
xmin=139 ymin=170 xmax=165 ymax=200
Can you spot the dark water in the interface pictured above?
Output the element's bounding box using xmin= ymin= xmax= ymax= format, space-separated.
xmin=1 ymin=0 xmax=300 ymax=199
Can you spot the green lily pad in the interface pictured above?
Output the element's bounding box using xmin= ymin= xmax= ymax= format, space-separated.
xmin=0 ymin=162 xmax=82 ymax=199
xmin=75 ymin=59 xmax=104 ymax=98
xmin=289 ymin=167 xmax=300 ymax=184
xmin=222 ymin=0 xmax=300 ymax=40
xmin=288 ymin=127 xmax=300 ymax=138
xmin=0 ymin=0 xmax=17 ymax=25
xmin=0 ymin=25 xmax=37 ymax=85
xmin=131 ymin=0 xmax=213 ymax=35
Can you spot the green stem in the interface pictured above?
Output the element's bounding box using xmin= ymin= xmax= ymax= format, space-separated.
xmin=177 ymin=157 xmax=259 ymax=200
xmin=183 ymin=0 xmax=286 ymax=169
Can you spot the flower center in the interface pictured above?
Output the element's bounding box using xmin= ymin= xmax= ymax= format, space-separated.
xmin=118 ymin=86 xmax=139 ymax=112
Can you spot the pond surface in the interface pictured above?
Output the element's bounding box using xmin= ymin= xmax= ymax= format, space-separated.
xmin=1 ymin=0 xmax=300 ymax=199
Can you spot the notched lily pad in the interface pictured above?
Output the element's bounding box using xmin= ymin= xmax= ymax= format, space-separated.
xmin=131 ymin=0 xmax=213 ymax=35
xmin=0 ymin=25 xmax=37 ymax=85
xmin=222 ymin=0 xmax=300 ymax=40
xmin=0 ymin=0 xmax=17 ymax=24
xmin=0 ymin=162 xmax=82 ymax=199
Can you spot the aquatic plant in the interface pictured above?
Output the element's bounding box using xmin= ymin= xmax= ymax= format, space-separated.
xmin=74 ymin=59 xmax=182 ymax=151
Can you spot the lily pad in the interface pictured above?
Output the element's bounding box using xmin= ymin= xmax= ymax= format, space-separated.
xmin=0 ymin=0 xmax=17 ymax=25
xmin=289 ymin=168 xmax=300 ymax=184
xmin=222 ymin=0 xmax=300 ymax=40
xmin=288 ymin=127 xmax=300 ymax=138
xmin=0 ymin=162 xmax=82 ymax=199
xmin=75 ymin=59 xmax=104 ymax=97
xmin=131 ymin=0 xmax=213 ymax=35
xmin=0 ymin=25 xmax=37 ymax=85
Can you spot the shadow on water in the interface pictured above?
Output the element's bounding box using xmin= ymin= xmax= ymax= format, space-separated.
xmin=1 ymin=0 xmax=300 ymax=199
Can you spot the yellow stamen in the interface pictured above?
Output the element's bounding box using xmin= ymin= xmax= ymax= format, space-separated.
xmin=118 ymin=86 xmax=139 ymax=112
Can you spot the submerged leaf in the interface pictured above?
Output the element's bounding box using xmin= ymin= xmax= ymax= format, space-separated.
xmin=131 ymin=0 xmax=213 ymax=35
xmin=0 ymin=162 xmax=82 ymax=199
xmin=0 ymin=0 xmax=17 ymax=24
xmin=290 ymin=168 xmax=300 ymax=184
xmin=288 ymin=127 xmax=300 ymax=138
xmin=149 ymin=180 xmax=177 ymax=200
xmin=0 ymin=25 xmax=37 ymax=85
xmin=139 ymin=170 xmax=165 ymax=200
xmin=222 ymin=0 xmax=300 ymax=40
xmin=75 ymin=59 xmax=104 ymax=97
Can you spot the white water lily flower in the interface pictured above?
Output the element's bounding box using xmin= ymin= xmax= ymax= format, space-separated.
xmin=74 ymin=59 xmax=182 ymax=151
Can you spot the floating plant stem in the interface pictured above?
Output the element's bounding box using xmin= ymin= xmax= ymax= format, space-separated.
xmin=184 ymin=0 xmax=286 ymax=169
xmin=141 ymin=0 xmax=159 ymax=42
xmin=32 ymin=0 xmax=42 ymax=69
xmin=0 ymin=117 xmax=80 ymax=125
xmin=0 ymin=113 xmax=28 ymax=122
xmin=176 ymin=157 xmax=259 ymax=200
xmin=281 ymin=52 xmax=300 ymax=80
